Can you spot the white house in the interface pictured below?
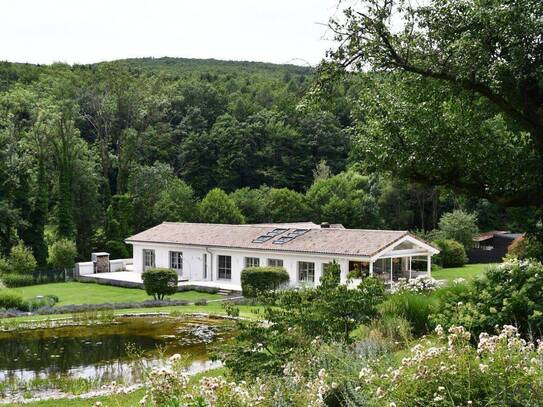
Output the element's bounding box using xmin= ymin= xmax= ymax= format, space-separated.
xmin=124 ymin=222 xmax=439 ymax=290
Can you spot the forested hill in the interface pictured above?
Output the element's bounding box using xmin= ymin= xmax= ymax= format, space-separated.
xmin=0 ymin=56 xmax=515 ymax=263
xmin=112 ymin=57 xmax=312 ymax=77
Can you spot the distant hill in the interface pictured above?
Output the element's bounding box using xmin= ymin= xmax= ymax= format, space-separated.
xmin=108 ymin=57 xmax=313 ymax=77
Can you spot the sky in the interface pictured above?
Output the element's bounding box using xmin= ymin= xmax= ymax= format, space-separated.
xmin=2 ymin=0 xmax=343 ymax=66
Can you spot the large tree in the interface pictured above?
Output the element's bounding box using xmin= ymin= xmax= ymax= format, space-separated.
xmin=325 ymin=0 xmax=543 ymax=211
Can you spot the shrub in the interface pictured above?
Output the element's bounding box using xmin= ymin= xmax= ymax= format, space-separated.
xmin=431 ymin=259 xmax=543 ymax=338
xmin=438 ymin=209 xmax=479 ymax=249
xmin=240 ymin=266 xmax=289 ymax=297
xmin=355 ymin=325 xmax=543 ymax=406
xmin=433 ymin=239 xmax=467 ymax=267
xmin=391 ymin=276 xmax=439 ymax=294
xmin=379 ymin=292 xmax=438 ymax=336
xmin=1 ymin=273 xmax=35 ymax=288
xmin=508 ymin=235 xmax=543 ymax=262
xmin=142 ymin=268 xmax=178 ymax=300
xmin=0 ymin=290 xmax=26 ymax=310
xmin=48 ymin=239 xmax=77 ymax=274
xmin=8 ymin=243 xmax=37 ymax=275
xmin=45 ymin=294 xmax=60 ymax=304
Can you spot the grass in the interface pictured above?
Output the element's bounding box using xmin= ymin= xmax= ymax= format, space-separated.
xmin=11 ymin=282 xmax=222 ymax=305
xmin=1 ymin=302 xmax=263 ymax=327
xmin=432 ymin=263 xmax=492 ymax=282
xmin=9 ymin=367 xmax=228 ymax=407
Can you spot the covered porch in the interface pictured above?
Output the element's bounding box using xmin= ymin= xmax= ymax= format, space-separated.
xmin=348 ymin=235 xmax=439 ymax=286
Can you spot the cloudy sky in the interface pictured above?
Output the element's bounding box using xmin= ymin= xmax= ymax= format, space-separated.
xmin=2 ymin=0 xmax=343 ymax=66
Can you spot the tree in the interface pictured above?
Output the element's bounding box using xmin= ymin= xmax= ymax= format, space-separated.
xmin=325 ymin=0 xmax=543 ymax=214
xmin=142 ymin=268 xmax=178 ymax=300
xmin=229 ymin=187 xmax=269 ymax=224
xmin=9 ymin=243 xmax=37 ymax=275
xmin=152 ymin=178 xmax=197 ymax=223
xmin=263 ymin=188 xmax=309 ymax=223
xmin=128 ymin=162 xmax=175 ymax=229
xmin=438 ymin=210 xmax=479 ymax=249
xmin=48 ymin=239 xmax=77 ymax=277
xmin=198 ymin=188 xmax=245 ymax=224
xmin=306 ymin=171 xmax=381 ymax=229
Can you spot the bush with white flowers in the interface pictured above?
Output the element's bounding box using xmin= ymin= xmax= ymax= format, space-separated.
xmin=356 ymin=325 xmax=543 ymax=406
xmin=391 ymin=276 xmax=440 ymax=294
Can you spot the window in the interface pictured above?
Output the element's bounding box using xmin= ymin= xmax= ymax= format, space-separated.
xmin=170 ymin=251 xmax=183 ymax=272
xmin=245 ymin=257 xmax=260 ymax=268
xmin=298 ymin=261 xmax=315 ymax=283
xmin=218 ymin=255 xmax=232 ymax=279
xmin=203 ymin=253 xmax=208 ymax=279
xmin=143 ymin=249 xmax=155 ymax=270
xmin=267 ymin=258 xmax=283 ymax=267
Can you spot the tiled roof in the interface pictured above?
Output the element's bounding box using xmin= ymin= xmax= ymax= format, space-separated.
xmin=125 ymin=222 xmax=419 ymax=257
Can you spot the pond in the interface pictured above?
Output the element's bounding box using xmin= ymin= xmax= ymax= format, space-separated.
xmin=0 ymin=316 xmax=235 ymax=387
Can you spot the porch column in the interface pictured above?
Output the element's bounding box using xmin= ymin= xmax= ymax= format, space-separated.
xmin=390 ymin=258 xmax=393 ymax=285
xmin=427 ymin=255 xmax=432 ymax=277
xmin=409 ymin=256 xmax=412 ymax=280
xmin=369 ymin=261 xmax=373 ymax=276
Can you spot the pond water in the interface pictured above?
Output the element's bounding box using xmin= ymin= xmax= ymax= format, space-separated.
xmin=0 ymin=316 xmax=234 ymax=385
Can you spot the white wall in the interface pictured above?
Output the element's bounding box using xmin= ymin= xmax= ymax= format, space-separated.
xmin=76 ymin=258 xmax=133 ymax=276
xmin=129 ymin=242 xmax=353 ymax=287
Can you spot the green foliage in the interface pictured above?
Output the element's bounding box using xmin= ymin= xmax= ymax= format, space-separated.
xmin=379 ymin=292 xmax=438 ymax=336
xmin=320 ymin=261 xmax=341 ymax=288
xmin=262 ymin=188 xmax=308 ymax=222
xmin=141 ymin=268 xmax=179 ymax=300
xmin=431 ymin=259 xmax=543 ymax=338
xmin=219 ymin=276 xmax=386 ymax=378
xmin=356 ymin=325 xmax=543 ymax=406
xmin=438 ymin=210 xmax=479 ymax=249
xmin=326 ymin=0 xmax=543 ymax=209
xmin=240 ymin=266 xmax=289 ymax=297
xmin=508 ymin=235 xmax=543 ymax=262
xmin=305 ymin=171 xmax=381 ymax=229
xmin=48 ymin=239 xmax=77 ymax=270
xmin=104 ymin=240 xmax=130 ymax=259
xmin=152 ymin=178 xmax=196 ymax=223
xmin=198 ymin=188 xmax=245 ymax=224
xmin=8 ymin=243 xmax=37 ymax=275
xmin=1 ymin=273 xmax=35 ymax=288
xmin=0 ymin=290 xmax=26 ymax=310
xmin=433 ymin=239 xmax=468 ymax=268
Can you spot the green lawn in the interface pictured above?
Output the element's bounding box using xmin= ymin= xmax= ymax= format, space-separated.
xmin=432 ymin=263 xmax=493 ymax=282
xmin=11 ymin=282 xmax=222 ymax=305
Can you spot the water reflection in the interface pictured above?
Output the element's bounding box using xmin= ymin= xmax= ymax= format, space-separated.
xmin=0 ymin=316 xmax=232 ymax=383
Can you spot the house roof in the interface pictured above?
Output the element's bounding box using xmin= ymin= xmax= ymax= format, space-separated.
xmin=474 ymin=231 xmax=510 ymax=242
xmin=125 ymin=222 xmax=432 ymax=257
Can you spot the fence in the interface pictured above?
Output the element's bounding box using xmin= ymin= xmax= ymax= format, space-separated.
xmin=32 ymin=267 xmax=74 ymax=283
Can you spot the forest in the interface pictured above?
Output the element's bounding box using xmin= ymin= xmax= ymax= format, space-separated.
xmin=0 ymin=56 xmax=535 ymax=266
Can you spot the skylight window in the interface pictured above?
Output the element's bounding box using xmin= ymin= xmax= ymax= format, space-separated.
xmin=272 ymin=229 xmax=309 ymax=244
xmin=252 ymin=228 xmax=289 ymax=243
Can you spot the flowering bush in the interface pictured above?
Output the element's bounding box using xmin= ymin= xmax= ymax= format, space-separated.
xmin=431 ymin=259 xmax=543 ymax=338
xmin=391 ymin=276 xmax=440 ymax=294
xmin=355 ymin=325 xmax=543 ymax=406
xmin=138 ymin=352 xmax=331 ymax=407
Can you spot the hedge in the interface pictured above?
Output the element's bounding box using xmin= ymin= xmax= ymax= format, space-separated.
xmin=142 ymin=268 xmax=179 ymax=300
xmin=0 ymin=290 xmax=27 ymax=311
xmin=432 ymin=239 xmax=468 ymax=268
xmin=241 ymin=266 xmax=289 ymax=297
xmin=1 ymin=273 xmax=35 ymax=288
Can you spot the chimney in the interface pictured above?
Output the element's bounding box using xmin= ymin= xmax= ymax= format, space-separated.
xmin=320 ymin=222 xmax=330 ymax=229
